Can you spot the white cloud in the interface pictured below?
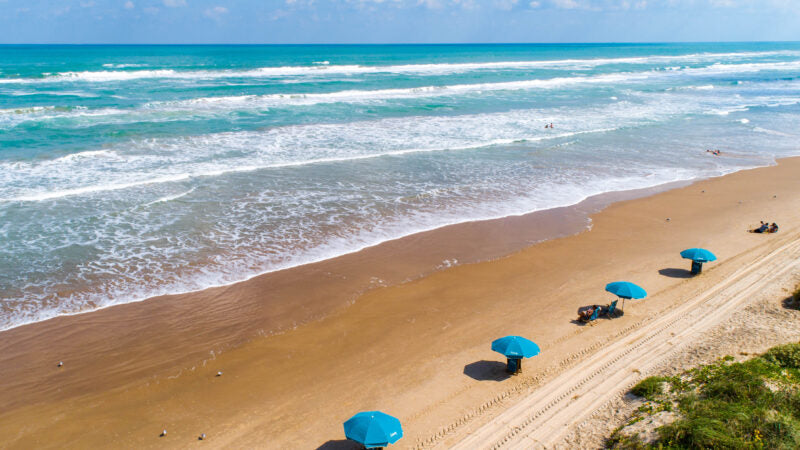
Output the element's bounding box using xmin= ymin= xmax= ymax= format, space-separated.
xmin=551 ymin=0 xmax=579 ymax=8
xmin=454 ymin=0 xmax=478 ymax=8
xmin=204 ymin=6 xmax=229 ymax=19
xmin=163 ymin=0 xmax=187 ymax=6
xmin=124 ymin=1 xmax=134 ymax=9
xmin=494 ymin=0 xmax=519 ymax=10
xmin=529 ymin=1 xmax=541 ymax=7
xmin=80 ymin=1 xmax=96 ymax=7
xmin=143 ymin=6 xmax=159 ymax=14
xmin=417 ymin=0 xmax=445 ymax=8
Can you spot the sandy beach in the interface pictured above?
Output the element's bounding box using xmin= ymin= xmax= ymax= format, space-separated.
xmin=2 ymin=156 xmax=800 ymax=449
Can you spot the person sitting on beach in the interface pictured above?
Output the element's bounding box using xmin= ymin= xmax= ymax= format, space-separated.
xmin=750 ymin=221 xmax=769 ymax=233
xmin=768 ymin=223 xmax=779 ymax=233
xmin=545 ymin=124 xmax=550 ymax=129
xmin=578 ymin=305 xmax=600 ymax=322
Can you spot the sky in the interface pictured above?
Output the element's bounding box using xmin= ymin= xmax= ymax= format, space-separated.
xmin=0 ymin=0 xmax=799 ymax=44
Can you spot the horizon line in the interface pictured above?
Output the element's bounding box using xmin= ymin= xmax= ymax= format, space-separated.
xmin=1 ymin=40 xmax=799 ymax=46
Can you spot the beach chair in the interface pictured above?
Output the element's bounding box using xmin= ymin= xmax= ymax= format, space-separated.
xmin=691 ymin=260 xmax=703 ymax=275
xmin=603 ymin=300 xmax=618 ymax=317
xmin=506 ymin=358 xmax=521 ymax=374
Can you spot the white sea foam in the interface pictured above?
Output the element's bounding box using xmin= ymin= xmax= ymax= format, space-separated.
xmin=686 ymin=60 xmax=800 ymax=76
xmin=1 ymin=90 xmax=750 ymax=203
xmin=3 ymin=98 xmax=668 ymax=202
xmin=57 ymin=69 xmax=180 ymax=82
xmin=11 ymin=174 xmax=193 ymax=202
xmin=753 ymin=127 xmax=795 ymax=137
xmin=4 ymin=67 xmax=798 ymax=135
xmin=145 ymin=63 xmax=800 ymax=113
xmin=684 ymin=84 xmax=715 ymax=90
xmin=709 ymin=107 xmax=749 ymax=115
xmin=1 ymin=72 xmax=655 ymax=127
xmin=0 ymin=105 xmax=132 ymax=128
xmin=0 ymin=105 xmax=56 ymax=115
xmin=7 ymin=90 xmax=98 ymax=97
xmin=0 ymin=50 xmax=797 ymax=84
xmin=52 ymin=150 xmax=118 ymax=163
xmin=145 ymin=187 xmax=196 ymax=206
xmin=147 ymin=72 xmax=650 ymax=110
xmin=102 ymin=63 xmax=149 ymax=68
xmin=0 ymin=129 xmax=618 ymax=202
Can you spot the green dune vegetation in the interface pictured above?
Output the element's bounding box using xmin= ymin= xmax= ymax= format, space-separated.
xmin=608 ymin=341 xmax=800 ymax=449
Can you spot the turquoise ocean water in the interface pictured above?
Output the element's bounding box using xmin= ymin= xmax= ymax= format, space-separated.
xmin=2 ymin=43 xmax=800 ymax=330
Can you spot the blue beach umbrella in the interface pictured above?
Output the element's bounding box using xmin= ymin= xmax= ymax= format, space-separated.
xmin=491 ymin=335 xmax=540 ymax=374
xmin=605 ymin=281 xmax=647 ymax=311
xmin=680 ymin=248 xmax=717 ymax=263
xmin=680 ymin=248 xmax=716 ymax=275
xmin=343 ymin=411 xmax=403 ymax=448
xmin=491 ymin=335 xmax=541 ymax=358
xmin=605 ymin=281 xmax=647 ymax=299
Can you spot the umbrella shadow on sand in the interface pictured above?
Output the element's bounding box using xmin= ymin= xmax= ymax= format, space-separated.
xmin=316 ymin=440 xmax=362 ymax=450
xmin=781 ymin=295 xmax=800 ymax=310
xmin=463 ymin=360 xmax=512 ymax=381
xmin=658 ymin=268 xmax=695 ymax=279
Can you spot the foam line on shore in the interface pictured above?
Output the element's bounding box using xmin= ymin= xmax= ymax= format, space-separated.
xmin=0 ymin=161 xmax=763 ymax=333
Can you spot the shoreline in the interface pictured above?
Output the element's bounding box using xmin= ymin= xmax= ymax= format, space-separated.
xmin=5 ymin=167 xmax=713 ymax=335
xmin=2 ymin=156 xmax=799 ymax=448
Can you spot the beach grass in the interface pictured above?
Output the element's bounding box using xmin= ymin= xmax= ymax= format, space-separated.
xmin=608 ymin=342 xmax=800 ymax=449
xmin=629 ymin=376 xmax=666 ymax=401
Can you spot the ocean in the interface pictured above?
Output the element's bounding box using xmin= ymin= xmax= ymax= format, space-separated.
xmin=1 ymin=43 xmax=799 ymax=331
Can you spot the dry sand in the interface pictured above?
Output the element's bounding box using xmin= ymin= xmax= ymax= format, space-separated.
xmin=448 ymin=225 xmax=800 ymax=449
xmin=2 ymin=157 xmax=800 ymax=449
xmin=560 ymin=269 xmax=800 ymax=449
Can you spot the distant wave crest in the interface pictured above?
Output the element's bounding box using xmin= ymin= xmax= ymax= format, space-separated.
xmin=0 ymin=50 xmax=798 ymax=84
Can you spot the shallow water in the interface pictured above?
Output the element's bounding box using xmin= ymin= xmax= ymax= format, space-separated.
xmin=1 ymin=43 xmax=800 ymax=330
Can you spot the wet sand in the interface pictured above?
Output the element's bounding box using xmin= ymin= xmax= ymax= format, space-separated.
xmin=1 ymin=157 xmax=799 ymax=449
